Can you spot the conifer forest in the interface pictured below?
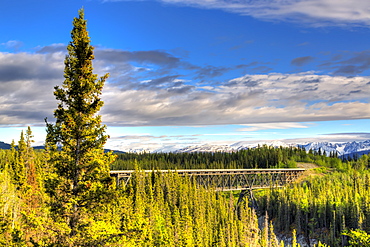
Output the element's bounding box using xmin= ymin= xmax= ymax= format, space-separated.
xmin=1 ymin=9 xmax=370 ymax=246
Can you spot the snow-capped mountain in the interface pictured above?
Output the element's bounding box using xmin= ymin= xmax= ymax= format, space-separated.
xmin=230 ymin=140 xmax=294 ymax=151
xmin=160 ymin=140 xmax=370 ymax=158
xmin=1 ymin=140 xmax=370 ymax=157
xmin=299 ymin=140 xmax=370 ymax=157
xmin=174 ymin=144 xmax=238 ymax=153
xmin=170 ymin=141 xmax=298 ymax=154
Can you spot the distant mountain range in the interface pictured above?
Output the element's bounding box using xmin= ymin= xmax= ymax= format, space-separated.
xmin=0 ymin=141 xmax=11 ymax=149
xmin=299 ymin=140 xmax=370 ymax=159
xmin=1 ymin=140 xmax=370 ymax=158
xmin=0 ymin=141 xmax=46 ymax=150
xmin=0 ymin=141 xmax=125 ymax=154
xmin=158 ymin=140 xmax=370 ymax=159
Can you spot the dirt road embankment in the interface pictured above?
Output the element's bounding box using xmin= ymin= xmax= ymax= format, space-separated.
xmin=296 ymin=163 xmax=319 ymax=169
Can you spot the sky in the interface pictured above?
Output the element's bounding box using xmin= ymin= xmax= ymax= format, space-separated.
xmin=0 ymin=0 xmax=370 ymax=152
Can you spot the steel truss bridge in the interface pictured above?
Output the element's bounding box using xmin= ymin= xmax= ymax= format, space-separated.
xmin=110 ymin=168 xmax=305 ymax=211
xmin=110 ymin=168 xmax=305 ymax=191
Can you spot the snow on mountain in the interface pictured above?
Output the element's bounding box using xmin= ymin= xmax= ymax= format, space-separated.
xmin=156 ymin=140 xmax=370 ymax=157
xmin=126 ymin=148 xmax=152 ymax=154
xmin=174 ymin=144 xmax=238 ymax=153
xmin=1 ymin=139 xmax=370 ymax=157
xmin=299 ymin=140 xmax=370 ymax=156
xmin=230 ymin=140 xmax=294 ymax=150
xmin=172 ymin=141 xmax=296 ymax=153
xmin=300 ymin=142 xmax=339 ymax=155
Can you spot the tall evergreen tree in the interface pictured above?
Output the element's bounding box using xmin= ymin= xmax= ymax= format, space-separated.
xmin=45 ymin=8 xmax=116 ymax=245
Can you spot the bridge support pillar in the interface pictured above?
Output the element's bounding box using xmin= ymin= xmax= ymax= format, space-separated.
xmin=236 ymin=187 xmax=259 ymax=219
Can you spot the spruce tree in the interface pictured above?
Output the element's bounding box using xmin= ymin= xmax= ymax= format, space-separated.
xmin=45 ymin=8 xmax=116 ymax=245
xmin=10 ymin=131 xmax=27 ymax=190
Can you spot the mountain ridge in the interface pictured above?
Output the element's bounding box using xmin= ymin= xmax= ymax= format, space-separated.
xmin=0 ymin=141 xmax=125 ymax=154
xmin=157 ymin=140 xmax=370 ymax=158
xmin=1 ymin=140 xmax=370 ymax=158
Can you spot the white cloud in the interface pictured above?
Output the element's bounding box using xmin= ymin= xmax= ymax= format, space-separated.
xmin=1 ymin=40 xmax=23 ymax=51
xmin=147 ymin=0 xmax=370 ymax=26
xmin=1 ymin=49 xmax=369 ymax=127
xmin=100 ymin=71 xmax=370 ymax=126
xmin=0 ymin=52 xmax=64 ymax=125
xmin=237 ymin=122 xmax=310 ymax=132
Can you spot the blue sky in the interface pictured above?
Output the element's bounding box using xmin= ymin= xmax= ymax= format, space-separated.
xmin=1 ymin=0 xmax=370 ymax=151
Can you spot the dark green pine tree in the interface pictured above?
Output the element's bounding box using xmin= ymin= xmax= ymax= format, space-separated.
xmin=45 ymin=8 xmax=116 ymax=245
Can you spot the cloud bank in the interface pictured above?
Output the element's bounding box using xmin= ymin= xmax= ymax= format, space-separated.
xmin=102 ymin=72 xmax=370 ymax=126
xmin=0 ymin=46 xmax=369 ymax=127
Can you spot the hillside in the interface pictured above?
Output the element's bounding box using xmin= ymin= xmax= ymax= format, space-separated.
xmin=0 ymin=141 xmax=11 ymax=149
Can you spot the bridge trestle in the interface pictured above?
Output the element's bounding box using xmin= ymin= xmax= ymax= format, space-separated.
xmin=110 ymin=168 xmax=305 ymax=190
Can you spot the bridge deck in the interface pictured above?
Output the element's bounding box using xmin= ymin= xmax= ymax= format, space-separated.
xmin=110 ymin=168 xmax=305 ymax=190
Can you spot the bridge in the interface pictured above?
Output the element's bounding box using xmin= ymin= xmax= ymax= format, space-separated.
xmin=110 ymin=168 xmax=305 ymax=211
xmin=110 ymin=168 xmax=306 ymax=191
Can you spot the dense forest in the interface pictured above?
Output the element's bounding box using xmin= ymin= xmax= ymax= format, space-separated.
xmin=111 ymin=146 xmax=301 ymax=170
xmin=1 ymin=128 xmax=370 ymax=246
xmin=1 ymin=8 xmax=369 ymax=246
xmin=257 ymin=154 xmax=370 ymax=246
xmin=0 ymin=135 xmax=283 ymax=246
xmin=111 ymin=145 xmax=341 ymax=170
xmin=110 ymin=145 xmax=370 ymax=247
